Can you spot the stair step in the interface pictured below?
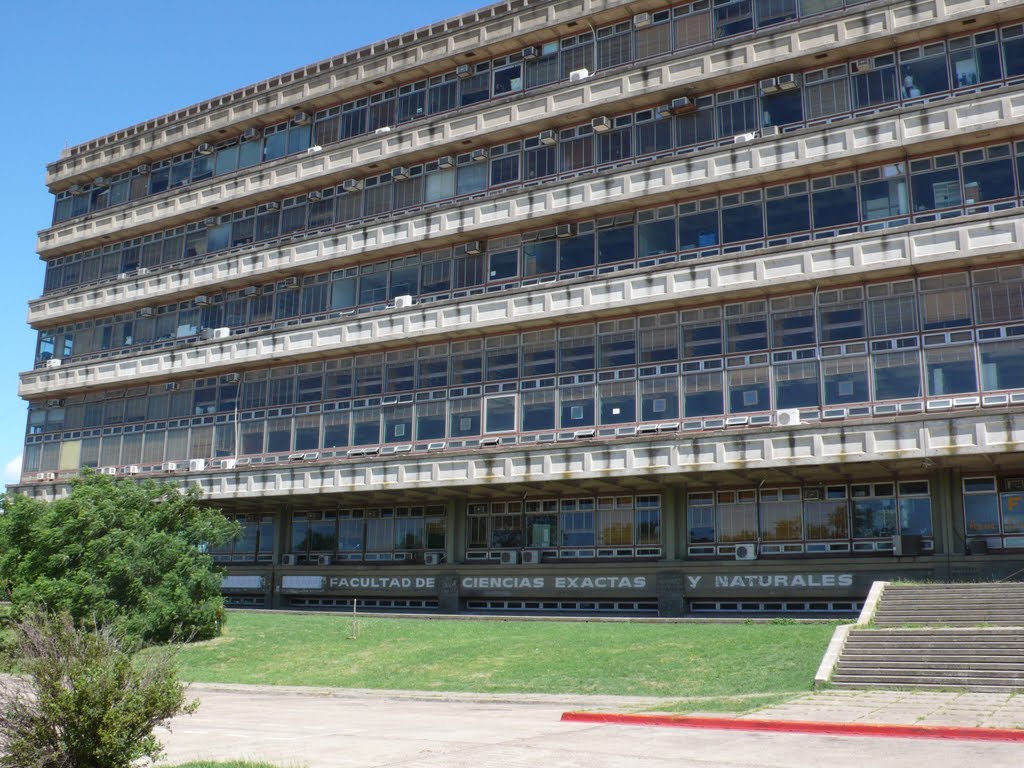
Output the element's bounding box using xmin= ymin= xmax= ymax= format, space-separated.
xmin=837 ymin=662 xmax=1024 ymax=672
xmin=830 ymin=680 xmax=1024 ymax=691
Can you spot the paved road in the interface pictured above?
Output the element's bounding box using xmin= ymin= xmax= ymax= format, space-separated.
xmin=158 ymin=686 xmax=1024 ymax=767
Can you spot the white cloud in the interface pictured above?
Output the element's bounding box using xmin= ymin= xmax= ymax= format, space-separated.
xmin=2 ymin=454 xmax=23 ymax=487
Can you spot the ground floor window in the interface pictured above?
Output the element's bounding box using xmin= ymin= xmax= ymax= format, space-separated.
xmin=210 ymin=513 xmax=275 ymax=563
xmin=465 ymin=495 xmax=661 ymax=560
xmin=687 ymin=481 xmax=932 ymax=555
xmin=290 ymin=506 xmax=446 ymax=562
xmin=963 ymin=477 xmax=1024 ymax=548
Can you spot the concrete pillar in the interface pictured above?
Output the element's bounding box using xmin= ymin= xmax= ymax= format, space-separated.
xmin=271 ymin=506 xmax=290 ymax=609
xmin=657 ymin=572 xmax=685 ymax=617
xmin=448 ymin=498 xmax=466 ymax=564
xmin=438 ymin=573 xmax=460 ymax=614
xmin=937 ymin=468 xmax=965 ymax=557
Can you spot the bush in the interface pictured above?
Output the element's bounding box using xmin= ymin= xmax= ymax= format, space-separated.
xmin=0 ymin=472 xmax=239 ymax=643
xmin=0 ymin=609 xmax=195 ymax=768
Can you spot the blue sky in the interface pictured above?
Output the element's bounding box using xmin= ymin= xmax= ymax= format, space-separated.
xmin=0 ymin=0 xmax=481 ymax=486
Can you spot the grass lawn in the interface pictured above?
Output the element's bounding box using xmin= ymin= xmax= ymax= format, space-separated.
xmin=175 ymin=611 xmax=836 ymax=698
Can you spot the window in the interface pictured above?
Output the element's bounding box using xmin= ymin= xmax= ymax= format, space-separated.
xmin=899 ymin=43 xmax=950 ymax=99
xmin=560 ymin=384 xmax=595 ymax=427
xmin=774 ymin=361 xmax=820 ymax=409
xmin=961 ymin=144 xmax=1015 ymax=204
xmin=812 ymin=172 xmax=859 ymax=230
xmin=851 ymin=483 xmax=898 ymax=538
xmin=771 ymin=294 xmax=816 ymax=348
xmin=640 ymin=377 xmax=679 ymax=420
xmin=714 ymin=0 xmax=753 ymax=38
xmin=596 ymin=22 xmax=632 ymax=70
xmin=599 ymin=381 xmax=636 ymax=425
xmin=559 ymin=227 xmax=596 ymax=271
xmin=728 ymin=366 xmax=769 ymax=413
xmin=673 ymin=2 xmax=712 ymax=51
xmin=679 ymin=199 xmax=720 ymax=252
xmin=765 ymin=183 xmax=810 ymax=237
xmin=852 ymin=54 xmax=898 ymax=110
xmin=683 ymin=371 xmax=723 ymax=417
xmin=823 ymin=355 xmax=869 ymax=404
xmin=720 ymin=191 xmax=763 ymax=244
xmin=726 ymin=301 xmax=768 ymax=353
xmin=760 ymin=488 xmax=802 ymax=541
xmin=804 ymin=65 xmax=850 ymax=119
xmin=899 ymin=481 xmax=932 ymax=536
xmin=872 ymin=349 xmax=921 ymax=401
xmin=521 ymin=388 xmax=556 ymax=432
xmin=688 ymin=493 xmax=716 ymax=544
xmin=717 ymin=490 xmax=758 ymax=542
xmin=920 ymin=273 xmax=972 ymax=329
xmin=716 ymin=86 xmax=758 ymax=137
xmin=909 ymin=154 xmax=961 ymax=212
xmin=974 ymin=265 xmax=1024 ymax=326
xmin=924 ymin=345 xmax=977 ymax=396
xmin=963 ymin=477 xmax=1000 ymax=536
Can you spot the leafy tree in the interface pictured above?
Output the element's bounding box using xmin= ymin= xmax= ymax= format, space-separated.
xmin=0 ymin=609 xmax=195 ymax=768
xmin=0 ymin=472 xmax=239 ymax=643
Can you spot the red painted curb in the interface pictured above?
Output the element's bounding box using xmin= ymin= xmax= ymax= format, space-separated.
xmin=560 ymin=712 xmax=1024 ymax=742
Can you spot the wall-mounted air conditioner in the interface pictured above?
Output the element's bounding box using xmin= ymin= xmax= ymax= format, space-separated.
xmin=307 ymin=190 xmax=323 ymax=202
xmin=342 ymin=178 xmax=363 ymax=193
xmin=470 ymin=147 xmax=488 ymax=162
xmin=317 ymin=554 xmax=332 ymax=566
xmin=424 ymin=552 xmax=442 ymax=565
xmin=777 ymin=73 xmax=800 ymax=90
xmin=734 ymin=132 xmax=758 ymax=143
xmin=162 ymin=462 xmax=178 ymax=472
xmin=538 ymin=130 xmax=557 ymax=146
xmin=456 ymin=64 xmax=472 ymax=79
xmin=188 ymin=459 xmax=207 ymax=472
xmin=193 ymin=295 xmax=211 ymax=306
xmin=499 ymin=550 xmax=520 ymax=565
xmin=851 ymin=59 xmax=875 ymax=74
xmin=555 ymin=223 xmax=576 ymax=238
xmin=464 ymin=240 xmax=483 ymax=255
xmin=135 ymin=164 xmax=151 ymax=175
xmin=591 ymin=116 xmax=612 ymax=133
xmin=212 ymin=327 xmax=231 ymax=339
xmin=761 ymin=124 xmax=780 ymax=137
xmin=44 ymin=359 xmax=62 ymax=369
xmin=391 ymin=166 xmax=410 ymax=181
xmin=292 ymin=111 xmax=311 ymax=125
xmin=281 ymin=554 xmax=298 ymax=566
xmin=99 ymin=467 xmax=117 ymax=476
xmin=569 ymin=68 xmax=590 ymax=82
xmin=759 ymin=77 xmax=779 ymax=95
xmin=776 ymin=408 xmax=802 ymax=426
xmin=394 ymin=294 xmax=414 ymax=309
xmin=521 ymin=550 xmax=542 ymax=565
xmin=241 ymin=127 xmax=260 ymax=141
xmin=521 ymin=46 xmax=539 ymax=60
xmin=37 ymin=472 xmax=57 ymax=482
xmin=633 ymin=12 xmax=652 ymax=28
xmin=734 ymin=544 xmax=757 ymax=560
xmin=93 ymin=176 xmax=109 ymax=188
xmin=437 ymin=155 xmax=455 ymax=169
xmin=196 ymin=143 xmax=214 ymax=155
xmin=124 ymin=466 xmax=141 ymax=475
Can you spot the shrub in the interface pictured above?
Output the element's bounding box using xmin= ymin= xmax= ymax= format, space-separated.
xmin=0 ymin=472 xmax=239 ymax=643
xmin=0 ymin=609 xmax=195 ymax=768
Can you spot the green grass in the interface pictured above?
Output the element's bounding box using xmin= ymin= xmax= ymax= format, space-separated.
xmin=175 ymin=612 xmax=836 ymax=698
xmin=641 ymin=692 xmax=801 ymax=714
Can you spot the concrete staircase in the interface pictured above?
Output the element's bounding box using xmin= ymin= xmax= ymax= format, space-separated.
xmin=830 ymin=582 xmax=1024 ymax=691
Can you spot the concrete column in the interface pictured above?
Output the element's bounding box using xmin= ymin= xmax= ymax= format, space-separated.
xmin=438 ymin=574 xmax=460 ymax=614
xmin=656 ymin=572 xmax=685 ymax=617
xmin=271 ymin=506 xmax=290 ymax=609
xmin=937 ymin=468 xmax=965 ymax=556
xmin=659 ymin=483 xmax=682 ymax=561
xmin=448 ymin=498 xmax=466 ymax=564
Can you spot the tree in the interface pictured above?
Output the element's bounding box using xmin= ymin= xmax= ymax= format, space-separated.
xmin=0 ymin=609 xmax=195 ymax=768
xmin=0 ymin=472 xmax=239 ymax=643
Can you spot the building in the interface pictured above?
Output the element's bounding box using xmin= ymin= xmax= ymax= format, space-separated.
xmin=16 ymin=0 xmax=1024 ymax=617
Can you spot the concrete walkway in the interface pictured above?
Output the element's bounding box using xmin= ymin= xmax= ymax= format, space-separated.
xmin=748 ymin=689 xmax=1024 ymax=729
xmin=156 ymin=684 xmax=1024 ymax=767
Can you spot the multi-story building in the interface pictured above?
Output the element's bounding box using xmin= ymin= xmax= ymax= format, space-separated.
xmin=16 ymin=0 xmax=1024 ymax=616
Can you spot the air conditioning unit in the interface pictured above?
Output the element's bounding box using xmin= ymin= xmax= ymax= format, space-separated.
xmin=464 ymin=240 xmax=484 ymax=255
xmin=437 ymin=155 xmax=455 ymax=169
xmin=538 ymin=129 xmax=558 ymax=146
xmin=307 ymin=190 xmax=323 ymax=202
xmin=424 ymin=552 xmax=443 ymax=565
xmin=220 ymin=458 xmax=237 ymax=470
xmin=669 ymin=96 xmax=697 ymax=115
xmin=46 ymin=398 xmax=65 ymax=407
xmin=281 ymin=554 xmax=298 ymax=566
xmin=521 ymin=549 xmax=542 ymax=565
xmin=759 ymin=77 xmax=779 ymax=95
xmin=203 ymin=216 xmax=218 ymax=227
xmin=99 ymin=467 xmax=117 ymax=476
xmin=212 ymin=327 xmax=231 ymax=339
xmin=761 ymin=124 xmax=780 ymax=137
xmin=521 ymin=45 xmax=539 ymax=60
xmin=591 ymin=116 xmax=612 ymax=133
xmin=391 ymin=166 xmax=410 ymax=181
xmin=499 ymin=550 xmax=520 ymax=565
xmin=137 ymin=267 xmax=149 ymax=275
xmin=1006 ymin=478 xmax=1024 ymax=492
xmin=135 ymin=164 xmax=151 ymax=175
xmin=569 ymin=68 xmax=590 ymax=83
xmin=93 ymin=176 xmax=109 ymax=188
xmin=633 ymin=12 xmax=652 ymax=28
xmin=735 ymin=544 xmax=757 ymax=560
xmin=242 ymin=285 xmax=260 ymax=297
xmin=292 ymin=111 xmax=311 ymax=125
xmin=37 ymin=472 xmax=56 ymax=482
xmin=241 ymin=127 xmax=260 ymax=141
xmin=456 ymin=64 xmax=472 ymax=79
xmin=555 ymin=223 xmax=576 ymax=238
xmin=776 ymin=408 xmax=802 ymax=426
xmin=394 ymin=294 xmax=414 ymax=308
xmin=317 ymin=554 xmax=332 ymax=566
xmin=374 ymin=126 xmax=392 ymax=135
xmin=224 ymin=372 xmax=241 ymax=383
xmin=193 ymin=294 xmax=211 ymax=306
xmin=281 ymin=276 xmax=298 ymax=288
xmin=342 ymin=178 xmax=363 ymax=193
xmin=777 ymin=73 xmax=800 ymax=90
xmin=124 ymin=465 xmax=141 ymax=475
xmin=734 ymin=132 xmax=758 ymax=143
xmin=44 ymin=358 xmax=62 ymax=369
xmin=68 ymin=184 xmax=85 ymax=196
xmin=162 ymin=462 xmax=178 ymax=472
xmin=188 ymin=459 xmax=207 ymax=472
xmin=264 ymin=201 xmax=280 ymax=211
xmin=137 ymin=307 xmax=154 ymax=318
xmin=165 ymin=382 xmax=180 ymax=391
xmin=804 ymin=487 xmax=823 ymax=501
xmin=196 ymin=143 xmax=214 ymax=155
xmin=851 ymin=58 xmax=875 ymax=74
xmin=470 ymin=147 xmax=488 ymax=162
